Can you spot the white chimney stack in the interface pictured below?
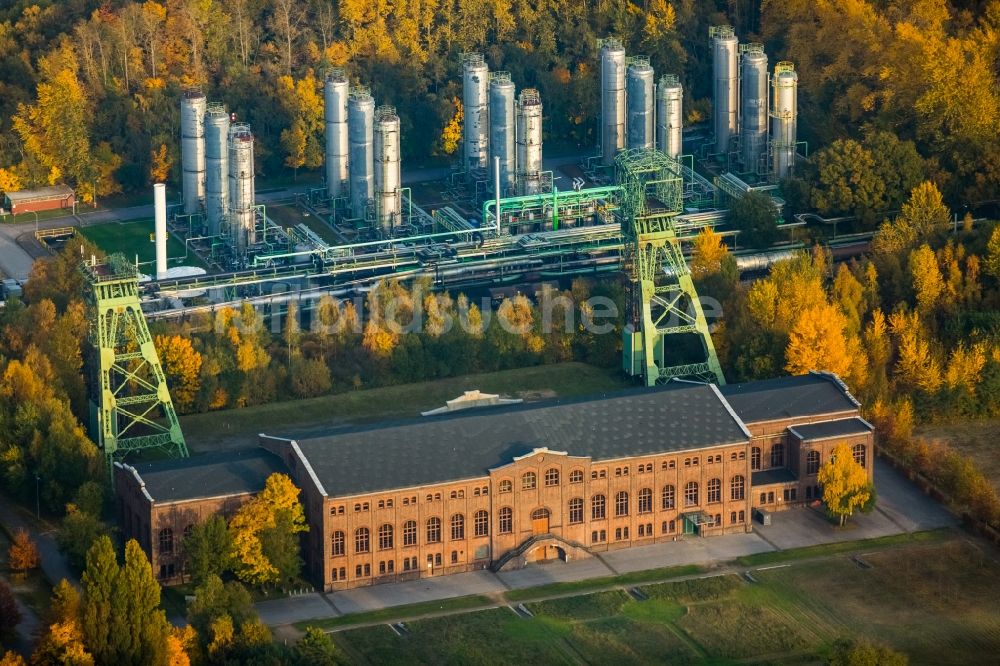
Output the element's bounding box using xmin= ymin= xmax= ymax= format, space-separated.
xmin=154 ymin=183 xmax=168 ymax=279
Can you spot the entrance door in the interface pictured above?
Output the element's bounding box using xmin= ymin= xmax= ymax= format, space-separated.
xmin=682 ymin=515 xmax=697 ymax=535
xmin=530 ymin=508 xmax=550 ymax=535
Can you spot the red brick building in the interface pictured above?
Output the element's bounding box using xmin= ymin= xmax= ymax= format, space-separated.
xmin=116 ymin=372 xmax=873 ymax=589
xmin=2 ymin=185 xmax=75 ymax=215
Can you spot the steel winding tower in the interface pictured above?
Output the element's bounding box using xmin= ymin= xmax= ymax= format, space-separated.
xmin=617 ymin=149 xmax=725 ymax=387
xmin=83 ymin=254 xmax=188 ymax=474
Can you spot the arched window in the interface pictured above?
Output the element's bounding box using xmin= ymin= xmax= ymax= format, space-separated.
xmin=615 ymin=491 xmax=629 ymax=517
xmin=806 ymin=451 xmax=820 ymax=475
xmin=331 ymin=530 xmax=345 ymax=556
xmin=638 ymin=488 xmax=652 ymax=514
xmin=158 ymin=528 xmax=173 ymax=555
xmin=522 ymin=472 xmax=537 ymax=490
xmin=402 ymin=521 xmax=417 ymax=547
xmin=183 ymin=524 xmax=193 ymax=540
xmin=569 ymin=498 xmax=584 ymax=523
xmin=499 ymin=479 xmax=512 ymax=493
xmin=751 ymin=447 xmax=761 ymax=471
xmin=684 ymin=481 xmax=699 ymax=507
xmin=770 ymin=443 xmax=785 ymax=467
xmin=450 ymin=514 xmax=465 ymax=540
xmin=499 ymin=507 xmax=513 ymax=534
xmin=662 ymin=484 xmax=675 ymax=510
xmin=355 ymin=527 xmax=370 ymax=554
xmin=569 ymin=469 xmax=584 ymax=484
xmin=378 ymin=524 xmax=393 ymax=550
xmin=730 ymin=475 xmax=745 ymax=501
xmin=707 ymin=478 xmax=721 ymax=503
xmin=544 ymin=468 xmax=560 ymax=486
xmin=530 ymin=508 xmax=550 ymax=521
xmin=853 ymin=444 xmax=866 ymax=469
xmin=474 ymin=510 xmax=489 ymax=537
xmin=426 ymin=517 xmax=441 ymax=544
xmin=592 ymin=494 xmax=606 ymax=520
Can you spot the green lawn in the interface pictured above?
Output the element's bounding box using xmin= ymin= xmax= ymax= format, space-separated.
xmin=734 ymin=529 xmax=948 ymax=567
xmin=296 ymin=594 xmax=497 ymax=631
xmin=79 ymin=219 xmax=207 ymax=270
xmin=181 ymin=362 xmax=629 ymax=453
xmin=334 ymin=538 xmax=1000 ymax=665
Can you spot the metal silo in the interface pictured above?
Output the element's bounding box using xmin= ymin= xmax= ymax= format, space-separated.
xmin=374 ymin=106 xmax=401 ymax=235
xmin=710 ymin=26 xmax=739 ymax=155
xmin=227 ymin=123 xmax=255 ymax=252
xmin=740 ymin=44 xmax=769 ymax=174
xmin=462 ymin=53 xmax=490 ymax=176
xmin=626 ymin=57 xmax=655 ymax=151
xmin=656 ymin=74 xmax=683 ymax=160
xmin=599 ymin=38 xmax=626 ymax=165
xmin=771 ymin=62 xmax=798 ymax=179
xmin=204 ymin=103 xmax=229 ymax=236
xmin=516 ymin=89 xmax=543 ymax=196
xmin=348 ymin=86 xmax=375 ymax=219
xmin=180 ymin=89 xmax=206 ymax=215
xmin=489 ymin=72 xmax=516 ymax=196
xmin=324 ymin=69 xmax=350 ymax=200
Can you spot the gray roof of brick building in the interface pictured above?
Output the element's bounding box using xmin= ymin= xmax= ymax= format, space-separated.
xmin=719 ymin=372 xmax=859 ymax=424
xmin=290 ymin=382 xmax=752 ymax=497
xmin=788 ymin=418 xmax=873 ymax=442
xmin=125 ymin=450 xmax=286 ymax=503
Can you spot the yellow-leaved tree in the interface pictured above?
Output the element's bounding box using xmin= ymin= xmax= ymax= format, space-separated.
xmin=154 ymin=335 xmax=202 ymax=413
xmin=229 ymin=473 xmax=308 ymax=587
xmin=689 ymin=227 xmax=728 ymax=279
xmin=785 ymin=303 xmax=865 ymax=387
xmin=817 ymin=443 xmax=875 ymax=526
xmin=438 ymin=98 xmax=463 ymax=155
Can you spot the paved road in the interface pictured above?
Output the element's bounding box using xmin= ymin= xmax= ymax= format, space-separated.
xmin=254 ymin=459 xmax=957 ymax=628
xmin=0 ymin=494 xmax=78 ymax=590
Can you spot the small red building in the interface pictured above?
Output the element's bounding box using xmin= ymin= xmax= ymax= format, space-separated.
xmin=2 ymin=185 xmax=75 ymax=215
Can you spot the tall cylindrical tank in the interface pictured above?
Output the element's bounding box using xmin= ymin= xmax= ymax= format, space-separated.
xmin=204 ymin=103 xmax=229 ymax=236
xmin=227 ymin=123 xmax=255 ymax=252
xmin=740 ymin=45 xmax=769 ymax=174
xmin=324 ymin=69 xmax=350 ymax=200
xmin=771 ymin=62 xmax=798 ymax=179
xmin=180 ymin=89 xmax=206 ymax=215
xmin=154 ymin=183 xmax=167 ymax=279
xmin=462 ymin=53 xmax=489 ymax=175
xmin=599 ymin=38 xmax=626 ymax=165
xmin=516 ymin=89 xmax=543 ymax=196
xmin=374 ymin=106 xmax=401 ymax=235
xmin=348 ymin=87 xmax=375 ymax=219
xmin=489 ymin=72 xmax=516 ymax=196
xmin=656 ymin=74 xmax=683 ymax=160
xmin=710 ymin=26 xmax=739 ymax=155
xmin=626 ymin=57 xmax=655 ymax=151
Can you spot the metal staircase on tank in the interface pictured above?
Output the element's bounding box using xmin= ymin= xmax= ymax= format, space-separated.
xmin=82 ymin=254 xmax=188 ymax=475
xmin=616 ymin=149 xmax=726 ymax=387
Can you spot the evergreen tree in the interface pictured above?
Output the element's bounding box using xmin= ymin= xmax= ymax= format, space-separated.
xmin=79 ymin=536 xmax=117 ymax=662
xmin=295 ymin=627 xmax=338 ymax=665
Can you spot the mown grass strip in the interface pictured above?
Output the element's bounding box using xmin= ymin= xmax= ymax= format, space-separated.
xmin=503 ymin=563 xmax=704 ymax=603
xmin=735 ymin=529 xmax=950 ymax=567
xmin=293 ymin=593 xmax=495 ymax=631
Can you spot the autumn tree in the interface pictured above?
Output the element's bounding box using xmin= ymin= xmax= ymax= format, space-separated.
xmin=438 ymin=98 xmax=463 ymax=155
xmin=829 ymin=638 xmax=908 ymax=666
xmin=155 ymin=335 xmax=202 ymax=413
xmin=229 ymin=473 xmax=308 ymax=586
xmin=811 ymin=139 xmax=886 ymax=227
xmin=785 ymin=303 xmax=863 ymax=386
xmin=8 ymin=529 xmax=40 ymax=573
xmin=909 ymin=244 xmax=943 ymax=317
xmin=818 ymin=443 xmax=876 ymax=526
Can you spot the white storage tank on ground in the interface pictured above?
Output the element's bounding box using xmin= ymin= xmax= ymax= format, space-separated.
xmin=463 ymin=53 xmax=490 ymax=176
xmin=656 ymin=75 xmax=683 ymax=159
xmin=228 ymin=123 xmax=255 ymax=251
xmin=374 ymin=106 xmax=402 ymax=235
xmin=626 ymin=57 xmax=655 ymax=151
xmin=489 ymin=72 xmax=517 ymax=196
xmin=740 ymin=44 xmax=769 ymax=174
xmin=516 ymin=89 xmax=543 ymax=195
xmin=204 ymin=103 xmax=229 ymax=236
xmin=771 ymin=62 xmax=798 ymax=179
xmin=180 ymin=89 xmax=207 ymax=215
xmin=325 ymin=69 xmax=350 ymax=200
xmin=710 ymin=26 xmax=739 ymax=155
xmin=348 ymin=87 xmax=375 ymax=220
xmin=599 ymin=38 xmax=626 ymax=165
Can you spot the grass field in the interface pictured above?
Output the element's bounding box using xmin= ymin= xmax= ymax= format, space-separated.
xmin=79 ymin=219 xmax=207 ymax=270
xmin=181 ymin=362 xmax=628 ymax=452
xmin=916 ymin=418 xmax=1000 ymax=492
xmin=333 ymin=538 xmax=1000 ymax=665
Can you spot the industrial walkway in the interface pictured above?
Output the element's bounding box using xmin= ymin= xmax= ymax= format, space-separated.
xmin=256 ymin=458 xmax=956 ymax=628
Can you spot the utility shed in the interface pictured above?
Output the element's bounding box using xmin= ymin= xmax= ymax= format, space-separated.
xmin=2 ymin=185 xmax=75 ymax=215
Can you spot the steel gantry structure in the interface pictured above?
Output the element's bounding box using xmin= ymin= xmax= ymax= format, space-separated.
xmin=83 ymin=254 xmax=188 ymax=475
xmin=616 ymin=149 xmax=725 ymax=387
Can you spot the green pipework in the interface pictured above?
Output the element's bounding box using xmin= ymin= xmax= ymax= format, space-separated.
xmin=482 ymin=185 xmax=623 ymax=233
